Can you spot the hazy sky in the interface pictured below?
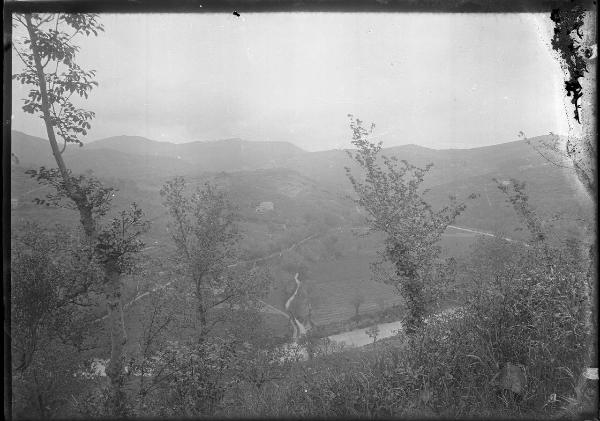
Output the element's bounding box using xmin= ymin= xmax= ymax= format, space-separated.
xmin=12 ymin=13 xmax=573 ymax=151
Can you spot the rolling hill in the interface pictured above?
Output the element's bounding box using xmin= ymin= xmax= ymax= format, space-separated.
xmin=10 ymin=129 xmax=594 ymax=330
xmin=11 ymin=130 xmax=591 ymax=238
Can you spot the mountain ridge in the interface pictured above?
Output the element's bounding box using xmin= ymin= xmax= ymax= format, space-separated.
xmin=10 ymin=130 xmax=564 ymax=190
xmin=12 ymin=129 xmax=559 ymax=154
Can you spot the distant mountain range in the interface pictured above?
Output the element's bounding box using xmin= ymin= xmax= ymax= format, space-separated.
xmin=10 ymin=130 xmax=564 ymax=187
xmin=10 ymin=129 xmax=593 ymax=247
xmin=11 ymin=131 xmax=305 ymax=177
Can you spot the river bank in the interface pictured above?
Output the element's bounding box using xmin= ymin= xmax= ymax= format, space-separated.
xmin=326 ymin=306 xmax=461 ymax=348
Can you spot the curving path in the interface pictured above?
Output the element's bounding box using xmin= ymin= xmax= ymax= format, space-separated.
xmin=447 ymin=225 xmax=529 ymax=246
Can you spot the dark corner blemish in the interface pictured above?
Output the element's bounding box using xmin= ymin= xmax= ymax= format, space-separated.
xmin=550 ymin=7 xmax=588 ymax=124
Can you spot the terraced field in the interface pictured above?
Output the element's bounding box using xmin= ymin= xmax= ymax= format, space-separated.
xmin=304 ymin=255 xmax=404 ymax=325
xmin=310 ymin=279 xmax=404 ymax=325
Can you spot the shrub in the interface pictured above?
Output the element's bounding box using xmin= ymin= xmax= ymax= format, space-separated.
xmin=240 ymin=238 xmax=592 ymax=419
xmin=403 ymin=240 xmax=591 ymax=417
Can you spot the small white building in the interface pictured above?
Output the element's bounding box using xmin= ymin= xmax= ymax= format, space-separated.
xmin=256 ymin=201 xmax=274 ymax=214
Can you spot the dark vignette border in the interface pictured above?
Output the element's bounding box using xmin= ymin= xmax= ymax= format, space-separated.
xmin=3 ymin=6 xmax=13 ymax=420
xmin=2 ymin=1 xmax=597 ymax=421
xmin=2 ymin=0 xmax=598 ymax=13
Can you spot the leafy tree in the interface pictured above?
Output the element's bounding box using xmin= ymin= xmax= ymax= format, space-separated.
xmin=12 ymin=13 xmax=103 ymax=234
xmin=12 ymin=14 xmax=149 ymax=414
xmin=10 ymin=223 xmax=101 ymax=418
xmin=345 ymin=115 xmax=474 ymax=334
xmin=160 ymin=177 xmax=268 ymax=340
xmin=132 ymin=338 xmax=241 ymax=417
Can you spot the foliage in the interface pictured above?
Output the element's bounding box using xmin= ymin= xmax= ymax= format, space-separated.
xmin=230 ymin=232 xmax=591 ymax=418
xmin=11 ymin=223 xmax=102 ymax=418
xmin=24 ymin=167 xmax=115 ymax=219
xmin=13 ymin=13 xmax=103 ymax=147
xmin=392 ymin=181 xmax=594 ymax=417
xmin=160 ymin=176 xmax=270 ymax=338
xmin=95 ymin=203 xmax=149 ymax=272
xmin=160 ymin=177 xmax=239 ymax=278
xmin=495 ymin=178 xmax=546 ymax=243
xmin=345 ymin=115 xmax=474 ymax=333
xmin=132 ymin=337 xmax=248 ymax=417
xmin=12 ymin=13 xmax=152 ymax=415
xmin=232 ymin=343 xmax=426 ymax=418
xmin=403 ymin=240 xmax=591 ymax=417
xmin=365 ymin=325 xmax=380 ymax=343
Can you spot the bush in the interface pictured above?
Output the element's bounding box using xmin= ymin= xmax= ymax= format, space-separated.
xmin=237 ymin=239 xmax=592 ymax=419
xmin=403 ymin=240 xmax=592 ymax=417
xmin=11 ymin=223 xmax=102 ymax=419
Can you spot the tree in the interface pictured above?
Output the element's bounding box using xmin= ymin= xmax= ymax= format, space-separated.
xmin=10 ymin=223 xmax=102 ymax=418
xmin=366 ymin=325 xmax=380 ymax=344
xmin=350 ymin=290 xmax=365 ymax=319
xmin=160 ymin=177 xmax=268 ymax=340
xmin=345 ymin=115 xmax=474 ymax=334
xmin=12 ymin=14 xmax=148 ymax=415
xmin=13 ymin=13 xmax=103 ymax=236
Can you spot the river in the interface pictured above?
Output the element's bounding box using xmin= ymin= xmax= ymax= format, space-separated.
xmin=326 ymin=306 xmax=461 ymax=348
xmin=83 ymin=278 xmax=459 ymax=376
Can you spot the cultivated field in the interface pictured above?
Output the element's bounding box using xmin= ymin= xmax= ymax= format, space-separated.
xmin=305 ymin=255 xmax=403 ymax=325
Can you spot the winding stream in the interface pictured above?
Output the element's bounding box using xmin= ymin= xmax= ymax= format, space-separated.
xmin=285 ymin=273 xmax=308 ymax=341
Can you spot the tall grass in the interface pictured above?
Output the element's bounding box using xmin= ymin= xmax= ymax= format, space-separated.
xmin=226 ymin=239 xmax=594 ymax=418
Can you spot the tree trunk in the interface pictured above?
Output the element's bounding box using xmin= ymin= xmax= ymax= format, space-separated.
xmin=24 ymin=15 xmax=127 ymax=415
xmin=195 ymin=275 xmax=207 ymax=341
xmin=24 ymin=16 xmax=78 ymax=201
xmin=104 ymin=258 xmax=127 ymax=416
xmin=32 ymin=370 xmax=47 ymax=419
xmin=397 ymin=264 xmax=425 ymax=335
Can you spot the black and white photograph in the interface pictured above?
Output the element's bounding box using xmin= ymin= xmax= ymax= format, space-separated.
xmin=5 ymin=1 xmax=598 ymax=419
